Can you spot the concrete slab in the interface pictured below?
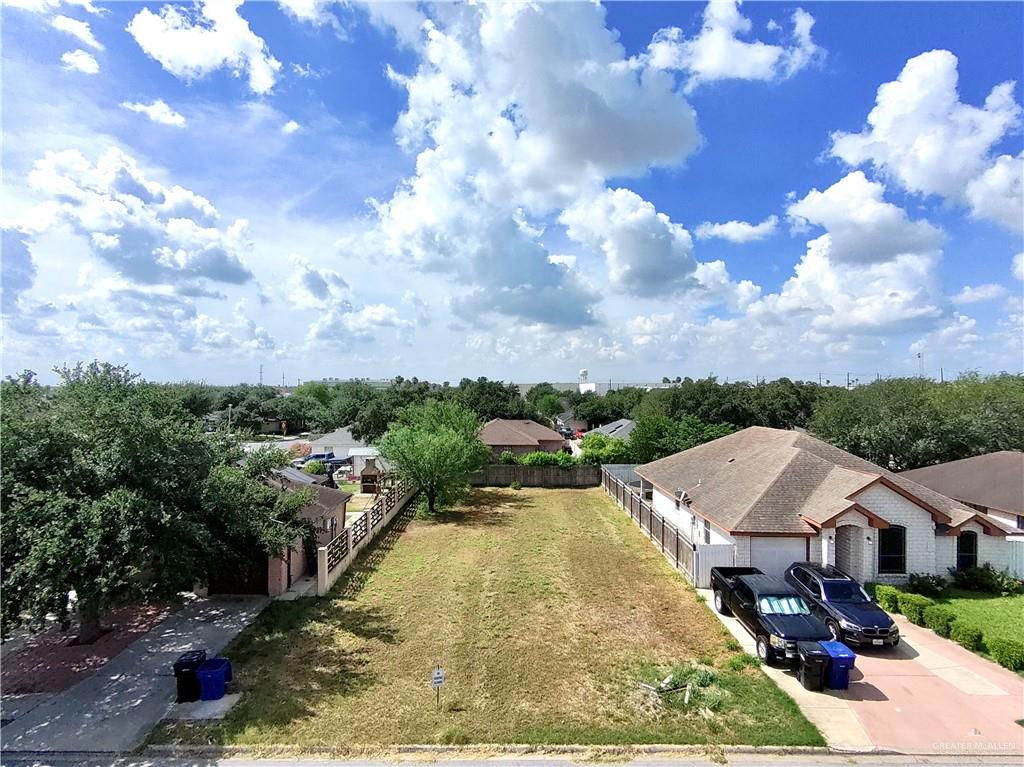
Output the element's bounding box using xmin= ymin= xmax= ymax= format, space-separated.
xmin=0 ymin=694 xmax=53 ymax=724
xmin=931 ymin=665 xmax=1009 ymax=696
xmin=163 ymin=693 xmax=240 ymax=721
xmin=0 ymin=596 xmax=267 ymax=754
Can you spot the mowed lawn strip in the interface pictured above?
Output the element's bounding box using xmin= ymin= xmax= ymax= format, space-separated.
xmin=156 ymin=488 xmax=821 ymax=747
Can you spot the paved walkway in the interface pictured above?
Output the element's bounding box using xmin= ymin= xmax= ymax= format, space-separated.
xmin=698 ymin=588 xmax=1024 ymax=756
xmin=1 ymin=596 xmax=267 ymax=754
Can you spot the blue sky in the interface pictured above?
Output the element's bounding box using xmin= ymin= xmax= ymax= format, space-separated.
xmin=2 ymin=0 xmax=1022 ymax=386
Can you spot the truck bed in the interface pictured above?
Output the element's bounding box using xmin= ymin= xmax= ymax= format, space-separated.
xmin=710 ymin=566 xmax=763 ymax=590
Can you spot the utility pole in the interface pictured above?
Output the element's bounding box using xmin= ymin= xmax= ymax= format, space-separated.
xmin=917 ymin=352 xmax=924 ymax=378
xmin=846 ymin=372 xmax=851 ymax=389
xmin=940 ymin=367 xmax=944 ymax=383
xmin=259 ymin=363 xmax=263 ymax=387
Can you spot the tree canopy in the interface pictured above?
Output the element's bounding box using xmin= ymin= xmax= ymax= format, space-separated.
xmin=377 ymin=400 xmax=489 ymax=515
xmin=1 ymin=364 xmax=309 ymax=642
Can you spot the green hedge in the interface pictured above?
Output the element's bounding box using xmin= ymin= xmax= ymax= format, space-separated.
xmin=896 ymin=592 xmax=934 ymax=625
xmin=874 ymin=584 xmax=901 ymax=612
xmin=987 ymin=638 xmax=1024 ymax=671
xmin=922 ymin=605 xmax=956 ymax=637
xmin=950 ymin=620 xmax=983 ymax=651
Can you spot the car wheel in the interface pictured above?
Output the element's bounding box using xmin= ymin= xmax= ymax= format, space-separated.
xmin=825 ymin=619 xmax=842 ymax=642
xmin=714 ymin=590 xmax=732 ymax=616
xmin=756 ymin=635 xmax=773 ymax=665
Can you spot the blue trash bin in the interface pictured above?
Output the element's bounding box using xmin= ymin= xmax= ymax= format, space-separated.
xmin=819 ymin=640 xmax=856 ymax=690
xmin=197 ymin=657 xmax=232 ymax=701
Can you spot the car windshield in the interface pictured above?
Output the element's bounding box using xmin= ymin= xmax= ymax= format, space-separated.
xmin=758 ymin=595 xmax=811 ymax=615
xmin=822 ymin=581 xmax=871 ymax=604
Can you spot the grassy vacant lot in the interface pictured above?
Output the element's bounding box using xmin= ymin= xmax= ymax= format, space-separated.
xmin=158 ymin=488 xmax=820 ymax=747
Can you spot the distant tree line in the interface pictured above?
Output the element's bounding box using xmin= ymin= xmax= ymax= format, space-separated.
xmin=76 ymin=370 xmax=1024 ymax=472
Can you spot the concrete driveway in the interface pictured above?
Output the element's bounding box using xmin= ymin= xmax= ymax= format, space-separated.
xmin=699 ymin=589 xmax=1024 ymax=756
xmin=1 ymin=596 xmax=267 ymax=754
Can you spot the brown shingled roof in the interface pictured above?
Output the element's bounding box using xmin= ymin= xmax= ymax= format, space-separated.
xmin=900 ymin=451 xmax=1024 ymax=517
xmin=479 ymin=419 xmax=564 ymax=447
xmin=635 ymin=426 xmax=1013 ymax=536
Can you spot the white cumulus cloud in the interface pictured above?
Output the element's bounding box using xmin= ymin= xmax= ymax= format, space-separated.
xmin=60 ymin=48 xmax=98 ymax=74
xmin=366 ymin=2 xmax=702 ymax=329
xmin=787 ymin=171 xmax=943 ymax=264
xmin=22 ymin=148 xmax=253 ymax=290
xmin=281 ymin=119 xmax=300 ymax=135
xmin=830 ymin=49 xmax=1023 ymax=232
xmin=640 ymin=0 xmax=823 ymax=91
xmin=952 ymin=284 xmax=1008 ymax=304
xmin=120 ymin=99 xmax=186 ymax=127
xmin=695 ymin=215 xmax=778 ymax=243
xmin=52 ymin=14 xmax=103 ymax=49
xmin=127 ymin=0 xmax=281 ymax=95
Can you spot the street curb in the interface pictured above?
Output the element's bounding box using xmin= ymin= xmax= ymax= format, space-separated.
xmin=135 ymin=743 xmax=892 ymax=758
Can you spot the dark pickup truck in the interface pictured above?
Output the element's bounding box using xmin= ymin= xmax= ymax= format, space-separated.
xmin=710 ymin=566 xmax=832 ymax=666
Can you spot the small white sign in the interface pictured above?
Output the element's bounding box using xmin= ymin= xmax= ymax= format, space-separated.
xmin=431 ymin=666 xmax=445 ymax=688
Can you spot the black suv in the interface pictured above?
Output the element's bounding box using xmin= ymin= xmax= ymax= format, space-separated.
xmin=784 ymin=562 xmax=899 ymax=647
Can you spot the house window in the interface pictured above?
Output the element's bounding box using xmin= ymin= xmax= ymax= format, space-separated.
xmin=877 ymin=525 xmax=906 ymax=574
xmin=703 ymin=518 xmax=712 ymax=545
xmin=956 ymin=530 xmax=978 ymax=571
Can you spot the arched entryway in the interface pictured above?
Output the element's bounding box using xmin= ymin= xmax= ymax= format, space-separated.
xmin=957 ymin=530 xmax=978 ymax=571
xmin=834 ymin=524 xmax=869 ymax=583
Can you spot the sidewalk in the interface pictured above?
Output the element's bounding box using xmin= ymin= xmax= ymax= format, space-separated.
xmin=1 ymin=596 xmax=268 ymax=754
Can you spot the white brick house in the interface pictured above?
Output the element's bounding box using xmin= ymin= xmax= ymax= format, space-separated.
xmin=635 ymin=427 xmax=1014 ymax=583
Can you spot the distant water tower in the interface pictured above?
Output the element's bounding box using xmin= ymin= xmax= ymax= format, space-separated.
xmin=578 ymin=368 xmax=596 ymax=394
xmin=578 ymin=368 xmax=588 ymax=385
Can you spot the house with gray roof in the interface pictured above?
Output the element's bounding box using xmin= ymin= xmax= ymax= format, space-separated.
xmin=635 ymin=426 xmax=1014 ymax=582
xmin=585 ymin=418 xmax=636 ymax=441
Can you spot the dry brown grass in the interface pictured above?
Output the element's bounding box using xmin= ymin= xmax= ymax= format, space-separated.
xmin=153 ymin=488 xmax=819 ymax=747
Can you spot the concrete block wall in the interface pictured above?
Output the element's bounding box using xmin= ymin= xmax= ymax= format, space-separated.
xmin=854 ymin=484 xmax=937 ymax=583
xmin=733 ymin=535 xmax=751 ymax=566
xmin=317 ymin=484 xmax=417 ymax=596
xmin=964 ymin=521 xmax=1009 ymax=572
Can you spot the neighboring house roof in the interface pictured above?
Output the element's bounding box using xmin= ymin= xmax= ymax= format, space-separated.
xmin=309 ymin=427 xmax=365 ymax=458
xmin=271 ymin=466 xmax=328 ymax=486
xmin=348 ymin=446 xmax=380 ymax=457
xmin=900 ymin=452 xmax=1024 ymax=517
xmin=635 ymin=426 xmax=1013 ymax=537
xmin=586 ymin=418 xmax=636 ymax=440
xmin=480 ymin=419 xmax=565 ymax=447
xmin=303 ymin=485 xmax=353 ymax=517
xmin=556 ymin=410 xmax=583 ymax=425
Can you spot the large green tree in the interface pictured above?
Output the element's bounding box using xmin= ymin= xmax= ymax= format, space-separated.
xmin=454 ymin=377 xmax=536 ymax=422
xmin=377 ymin=400 xmax=489 ymax=515
xmin=1 ymin=364 xmax=308 ymax=643
xmin=809 ymin=375 xmax=1024 ymax=470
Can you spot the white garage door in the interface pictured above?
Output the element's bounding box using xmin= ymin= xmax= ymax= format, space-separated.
xmin=750 ymin=537 xmax=807 ymax=578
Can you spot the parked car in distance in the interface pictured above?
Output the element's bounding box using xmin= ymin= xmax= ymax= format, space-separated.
xmin=710 ymin=566 xmax=832 ymax=666
xmin=784 ymin=562 xmax=899 ymax=647
xmin=290 ymin=451 xmax=335 ymax=468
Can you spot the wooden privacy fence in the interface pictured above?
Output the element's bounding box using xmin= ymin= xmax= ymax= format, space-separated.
xmin=317 ymin=476 xmax=417 ymax=596
xmin=600 ymin=465 xmax=735 ymax=587
xmin=470 ymin=464 xmax=602 ymax=488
